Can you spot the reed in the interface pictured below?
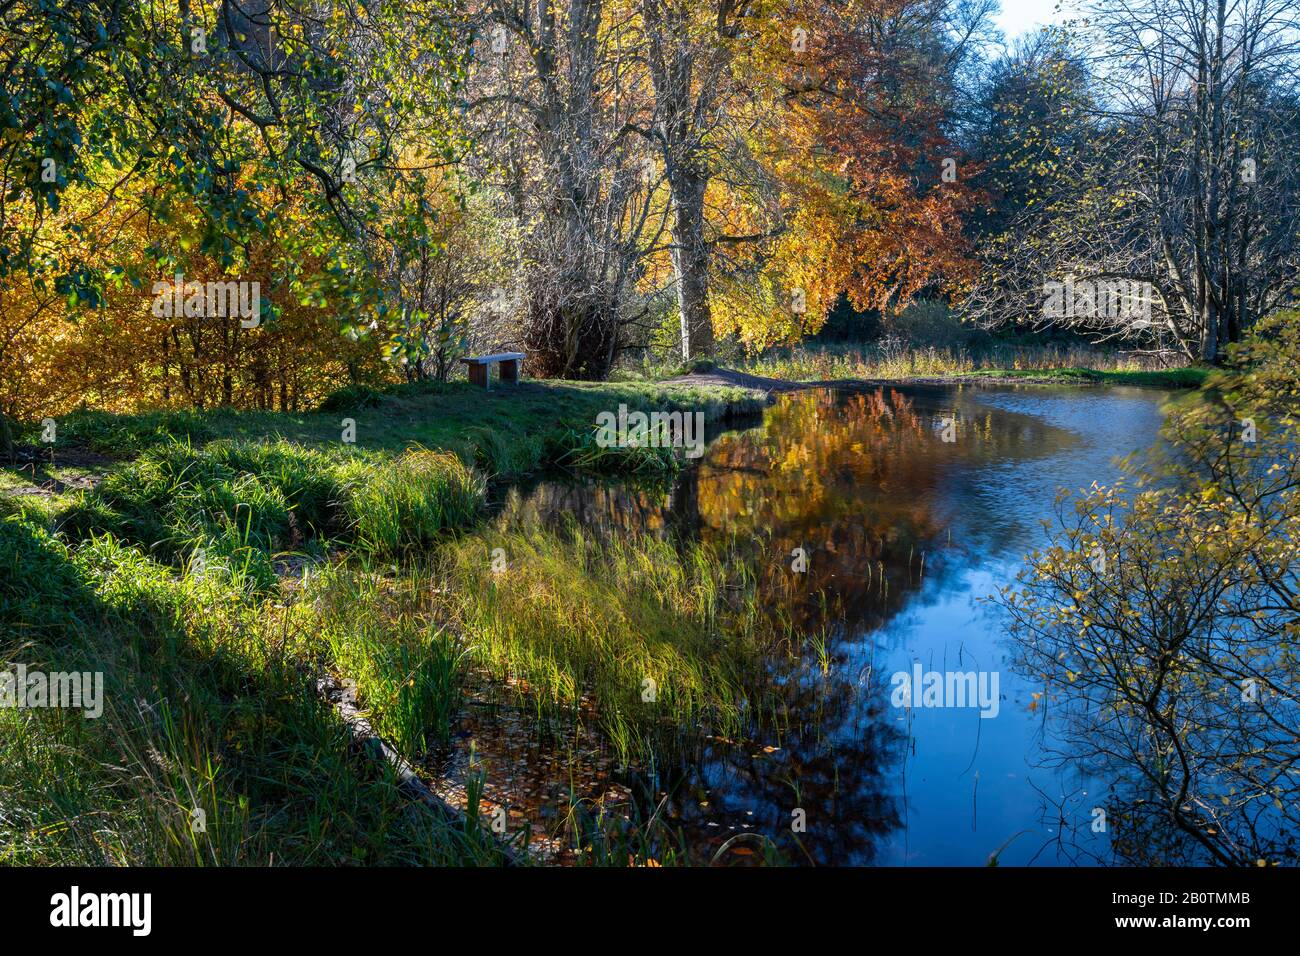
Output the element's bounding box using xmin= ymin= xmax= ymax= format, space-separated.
xmin=429 ymin=513 xmax=798 ymax=765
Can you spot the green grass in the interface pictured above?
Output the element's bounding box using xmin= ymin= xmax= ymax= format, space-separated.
xmin=14 ymin=379 xmax=765 ymax=479
xmin=338 ymin=448 xmax=485 ymax=554
xmin=304 ymin=560 xmax=468 ymax=760
xmin=427 ymin=513 xmax=796 ymax=765
xmin=0 ymin=515 xmax=508 ymax=865
xmin=0 ymin=376 xmax=771 ymax=866
xmin=0 ymin=488 xmax=58 ymax=525
xmin=59 ymin=440 xmax=486 ymax=574
xmin=961 ymin=366 xmax=1211 ymax=388
xmin=1 ymin=502 xmax=790 ymax=864
xmin=545 ymin=425 xmax=681 ymax=479
xmin=10 ymin=407 xmax=223 ymax=456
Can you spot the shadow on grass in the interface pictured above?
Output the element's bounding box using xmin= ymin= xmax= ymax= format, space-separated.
xmin=0 ymin=515 xmax=509 ymax=865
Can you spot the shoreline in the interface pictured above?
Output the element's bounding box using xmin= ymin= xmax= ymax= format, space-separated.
xmin=659 ymin=365 xmax=1207 ymax=394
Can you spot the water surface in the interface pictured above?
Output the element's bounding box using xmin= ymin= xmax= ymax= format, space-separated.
xmin=462 ymin=383 xmax=1168 ymax=865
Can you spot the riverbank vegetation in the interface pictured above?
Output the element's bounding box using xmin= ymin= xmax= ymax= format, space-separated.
xmin=3 ymin=0 xmax=1298 ymax=869
xmin=2 ymin=377 xmax=781 ymax=864
xmin=1002 ymin=311 xmax=1300 ymax=866
xmin=728 ymin=342 xmax=1208 ymax=389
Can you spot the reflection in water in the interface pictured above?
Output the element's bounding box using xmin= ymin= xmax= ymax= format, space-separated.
xmin=466 ymin=384 xmax=1166 ymax=865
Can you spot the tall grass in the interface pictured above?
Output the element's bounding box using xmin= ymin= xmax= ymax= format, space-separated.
xmin=2 ymin=379 xmax=796 ymax=866
xmin=0 ymin=516 xmax=506 ymax=865
xmin=739 ymin=342 xmax=1189 ymax=381
xmin=60 ymin=440 xmax=326 ymax=589
xmin=546 ymin=425 xmax=681 ymax=479
xmin=461 ymin=425 xmax=548 ymax=478
xmin=429 ymin=514 xmax=795 ymax=764
xmin=304 ymin=560 xmax=467 ymax=760
xmin=61 ymin=440 xmax=486 ymax=570
xmin=339 ymin=448 xmax=484 ymax=554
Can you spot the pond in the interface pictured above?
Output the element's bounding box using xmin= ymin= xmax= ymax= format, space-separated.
xmin=445 ymin=383 xmax=1169 ymax=865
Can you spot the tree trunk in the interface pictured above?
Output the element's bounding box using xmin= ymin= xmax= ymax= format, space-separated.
xmin=1199 ymin=298 xmax=1220 ymax=363
xmin=642 ymin=0 xmax=721 ymax=362
xmin=0 ymin=410 xmax=13 ymax=458
xmin=670 ymin=170 xmax=713 ymax=360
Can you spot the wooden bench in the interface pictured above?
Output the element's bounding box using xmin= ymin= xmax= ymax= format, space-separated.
xmin=461 ymin=352 xmax=525 ymax=389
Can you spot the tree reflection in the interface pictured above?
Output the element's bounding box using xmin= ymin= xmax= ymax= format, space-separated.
xmin=496 ymin=386 xmax=1083 ymax=864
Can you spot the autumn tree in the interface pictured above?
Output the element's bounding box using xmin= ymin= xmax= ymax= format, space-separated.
xmin=638 ymin=0 xmax=785 ymax=361
xmin=0 ymin=0 xmax=151 ymax=446
xmin=466 ymin=0 xmax=669 ymax=379
xmin=707 ymin=0 xmax=987 ymax=352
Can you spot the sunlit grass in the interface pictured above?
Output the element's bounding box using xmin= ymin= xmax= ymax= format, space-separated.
xmin=339 ymin=448 xmax=484 ymax=555
xmin=737 ymin=342 xmax=1199 ymax=384
xmin=1 ymin=379 xmax=778 ymax=866
xmin=15 ymin=379 xmax=764 ymax=480
xmin=60 ymin=439 xmax=486 ymax=573
xmin=428 ymin=513 xmax=796 ymax=765
xmin=303 ymin=560 xmax=467 ymax=760
xmin=0 ymin=516 xmax=507 ymax=865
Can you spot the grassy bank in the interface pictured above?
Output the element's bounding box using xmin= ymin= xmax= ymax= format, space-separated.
xmin=0 ymin=518 xmax=510 ymax=865
xmin=1 ymin=377 xmax=772 ymax=865
xmin=10 ymin=378 xmax=764 ymax=479
xmin=957 ymin=366 xmax=1209 ymax=388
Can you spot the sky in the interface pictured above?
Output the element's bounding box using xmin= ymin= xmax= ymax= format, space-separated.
xmin=992 ymin=0 xmax=1077 ymax=42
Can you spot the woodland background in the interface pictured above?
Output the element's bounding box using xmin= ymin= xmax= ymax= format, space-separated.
xmin=3 ymin=0 xmax=1298 ymax=422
